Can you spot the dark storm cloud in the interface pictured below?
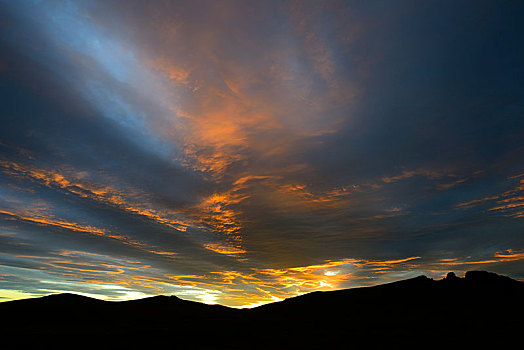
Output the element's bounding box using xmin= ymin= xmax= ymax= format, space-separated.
xmin=0 ymin=0 xmax=522 ymax=306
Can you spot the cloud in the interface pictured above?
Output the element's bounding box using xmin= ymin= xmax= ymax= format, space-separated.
xmin=0 ymin=0 xmax=523 ymax=306
xmin=456 ymin=175 xmax=524 ymax=218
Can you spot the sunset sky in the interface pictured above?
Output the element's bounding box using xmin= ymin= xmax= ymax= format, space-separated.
xmin=0 ymin=0 xmax=523 ymax=307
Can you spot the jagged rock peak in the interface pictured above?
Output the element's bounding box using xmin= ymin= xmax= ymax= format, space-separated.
xmin=445 ymin=271 xmax=459 ymax=280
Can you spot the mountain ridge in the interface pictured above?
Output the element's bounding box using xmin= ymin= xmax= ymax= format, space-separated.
xmin=5 ymin=270 xmax=520 ymax=309
xmin=1 ymin=270 xmax=522 ymax=349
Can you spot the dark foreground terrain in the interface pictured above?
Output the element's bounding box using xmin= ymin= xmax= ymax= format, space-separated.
xmin=1 ymin=271 xmax=522 ymax=349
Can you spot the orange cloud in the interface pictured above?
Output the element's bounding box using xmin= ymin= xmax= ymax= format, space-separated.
xmin=195 ymin=191 xmax=246 ymax=237
xmin=278 ymin=183 xmax=354 ymax=207
xmin=203 ymin=243 xmax=246 ymax=256
xmin=0 ymin=160 xmax=192 ymax=232
xmin=456 ymin=177 xmax=524 ymax=217
xmin=0 ymin=208 xmax=178 ymax=259
xmin=382 ymin=169 xmax=451 ymax=184
xmin=0 ymin=209 xmax=107 ymax=235
xmin=357 ymin=256 xmax=421 ymax=267
xmin=432 ymin=249 xmax=524 ymax=267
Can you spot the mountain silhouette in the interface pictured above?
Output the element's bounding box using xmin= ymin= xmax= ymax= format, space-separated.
xmin=1 ymin=271 xmax=522 ymax=349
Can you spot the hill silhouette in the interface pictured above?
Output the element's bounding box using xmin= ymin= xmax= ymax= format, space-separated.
xmin=1 ymin=271 xmax=522 ymax=349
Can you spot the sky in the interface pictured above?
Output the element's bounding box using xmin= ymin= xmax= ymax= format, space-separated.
xmin=0 ymin=0 xmax=523 ymax=307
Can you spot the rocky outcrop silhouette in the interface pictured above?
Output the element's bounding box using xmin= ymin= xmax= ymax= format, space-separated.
xmin=0 ymin=271 xmax=522 ymax=349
